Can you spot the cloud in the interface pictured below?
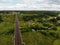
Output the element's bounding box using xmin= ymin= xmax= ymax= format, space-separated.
xmin=48 ymin=0 xmax=60 ymax=5
xmin=0 ymin=0 xmax=60 ymax=10
xmin=0 ymin=3 xmax=60 ymax=11
xmin=0 ymin=0 xmax=20 ymax=5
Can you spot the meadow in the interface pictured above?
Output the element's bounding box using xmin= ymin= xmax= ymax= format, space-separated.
xmin=0 ymin=11 xmax=60 ymax=45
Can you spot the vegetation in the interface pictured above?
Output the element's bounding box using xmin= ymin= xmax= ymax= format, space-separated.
xmin=0 ymin=11 xmax=60 ymax=45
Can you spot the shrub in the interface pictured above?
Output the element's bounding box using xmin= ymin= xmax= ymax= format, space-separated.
xmin=55 ymin=23 xmax=60 ymax=26
xmin=0 ymin=16 xmax=3 ymax=23
xmin=49 ymin=32 xmax=55 ymax=37
xmin=56 ymin=16 xmax=60 ymax=20
xmin=49 ymin=32 xmax=59 ymax=38
xmin=40 ymin=31 xmax=47 ymax=36
xmin=22 ymin=16 xmax=34 ymax=21
xmin=43 ymin=23 xmax=52 ymax=27
xmin=51 ymin=26 xmax=57 ymax=30
xmin=20 ymin=26 xmax=32 ymax=33
xmin=49 ymin=18 xmax=57 ymax=22
xmin=48 ymin=26 xmax=57 ymax=30
xmin=5 ymin=28 xmax=14 ymax=35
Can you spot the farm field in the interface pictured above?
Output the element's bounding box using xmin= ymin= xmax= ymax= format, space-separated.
xmin=0 ymin=11 xmax=60 ymax=45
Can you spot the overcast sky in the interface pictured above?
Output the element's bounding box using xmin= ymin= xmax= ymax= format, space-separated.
xmin=0 ymin=0 xmax=60 ymax=11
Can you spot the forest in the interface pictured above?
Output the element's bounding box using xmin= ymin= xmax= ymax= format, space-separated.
xmin=0 ymin=11 xmax=60 ymax=45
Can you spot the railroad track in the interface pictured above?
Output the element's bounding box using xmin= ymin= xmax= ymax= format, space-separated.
xmin=14 ymin=13 xmax=23 ymax=45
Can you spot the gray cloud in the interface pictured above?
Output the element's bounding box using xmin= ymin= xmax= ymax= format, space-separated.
xmin=47 ymin=0 xmax=60 ymax=5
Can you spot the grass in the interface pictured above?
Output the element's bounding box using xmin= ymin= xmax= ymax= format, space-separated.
xmin=0 ymin=11 xmax=60 ymax=45
xmin=21 ymin=31 xmax=53 ymax=45
xmin=53 ymin=39 xmax=60 ymax=45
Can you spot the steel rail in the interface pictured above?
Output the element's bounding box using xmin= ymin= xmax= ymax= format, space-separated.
xmin=14 ymin=13 xmax=22 ymax=45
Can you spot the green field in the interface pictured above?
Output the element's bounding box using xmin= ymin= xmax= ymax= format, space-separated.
xmin=0 ymin=11 xmax=60 ymax=45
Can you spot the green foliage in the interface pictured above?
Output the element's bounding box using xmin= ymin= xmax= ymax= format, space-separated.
xmin=21 ymin=27 xmax=32 ymax=33
xmin=56 ymin=16 xmax=60 ymax=20
xmin=0 ymin=15 xmax=3 ymax=22
xmin=5 ymin=28 xmax=14 ymax=35
xmin=0 ymin=11 xmax=60 ymax=45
